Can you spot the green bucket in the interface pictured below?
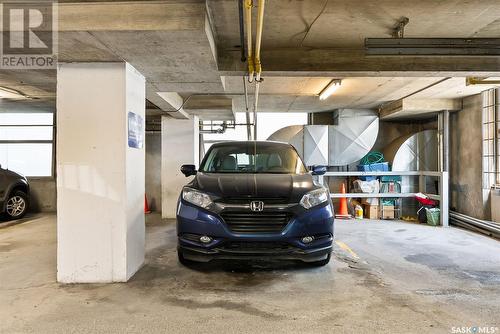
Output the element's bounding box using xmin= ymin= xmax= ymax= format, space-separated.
xmin=426 ymin=208 xmax=440 ymax=226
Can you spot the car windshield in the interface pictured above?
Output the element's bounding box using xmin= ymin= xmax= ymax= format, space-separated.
xmin=199 ymin=142 xmax=307 ymax=174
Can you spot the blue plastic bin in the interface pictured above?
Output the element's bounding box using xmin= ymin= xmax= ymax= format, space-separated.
xmin=357 ymin=162 xmax=389 ymax=181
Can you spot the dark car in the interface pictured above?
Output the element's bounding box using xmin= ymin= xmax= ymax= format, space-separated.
xmin=0 ymin=166 xmax=30 ymax=220
xmin=176 ymin=141 xmax=334 ymax=266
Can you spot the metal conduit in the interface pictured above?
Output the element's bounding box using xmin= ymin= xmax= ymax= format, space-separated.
xmin=243 ymin=76 xmax=252 ymax=140
xmin=252 ymin=0 xmax=265 ymax=140
xmin=495 ymin=89 xmax=499 ymax=183
xmin=244 ymin=0 xmax=254 ymax=82
xmin=242 ymin=0 xmax=265 ymax=140
xmin=450 ymin=211 xmax=500 ymax=239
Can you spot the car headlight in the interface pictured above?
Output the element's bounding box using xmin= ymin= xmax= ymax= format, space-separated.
xmin=300 ymin=188 xmax=329 ymax=209
xmin=182 ymin=187 xmax=213 ymax=209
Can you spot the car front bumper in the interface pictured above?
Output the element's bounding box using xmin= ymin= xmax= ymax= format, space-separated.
xmin=176 ymin=200 xmax=334 ymax=263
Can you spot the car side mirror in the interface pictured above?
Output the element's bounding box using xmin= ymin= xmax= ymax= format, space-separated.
xmin=311 ymin=165 xmax=327 ymax=176
xmin=180 ymin=164 xmax=197 ymax=177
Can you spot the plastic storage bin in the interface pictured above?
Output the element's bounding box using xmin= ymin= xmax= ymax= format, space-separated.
xmin=357 ymin=162 xmax=389 ymax=181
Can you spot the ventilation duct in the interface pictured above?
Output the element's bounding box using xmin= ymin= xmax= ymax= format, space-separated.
xmin=268 ymin=110 xmax=379 ymax=166
xmin=382 ymin=129 xmax=439 ymax=216
xmin=383 ymin=129 xmax=438 ymax=172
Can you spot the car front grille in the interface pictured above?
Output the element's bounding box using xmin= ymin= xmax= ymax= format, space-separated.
xmin=220 ymin=211 xmax=292 ymax=233
xmin=217 ymin=197 xmax=289 ymax=205
xmin=220 ymin=241 xmax=293 ymax=253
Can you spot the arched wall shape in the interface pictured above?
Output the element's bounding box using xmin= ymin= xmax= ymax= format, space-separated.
xmin=383 ymin=129 xmax=438 ymax=172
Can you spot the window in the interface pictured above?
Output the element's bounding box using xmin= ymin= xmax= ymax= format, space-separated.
xmin=0 ymin=113 xmax=54 ymax=177
xmin=201 ymin=112 xmax=308 ymax=153
xmin=482 ymin=89 xmax=500 ymax=188
xmin=256 ymin=112 xmax=308 ymax=140
xmin=200 ymin=142 xmax=307 ymax=174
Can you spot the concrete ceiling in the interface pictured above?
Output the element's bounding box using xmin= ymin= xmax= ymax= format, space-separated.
xmin=226 ymin=76 xmax=500 ymax=113
xmin=210 ymin=0 xmax=500 ymax=50
xmin=1 ymin=0 xmax=500 ymax=120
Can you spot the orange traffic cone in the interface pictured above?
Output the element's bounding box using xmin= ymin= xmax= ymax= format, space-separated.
xmin=144 ymin=194 xmax=151 ymax=214
xmin=335 ymin=183 xmax=351 ymax=219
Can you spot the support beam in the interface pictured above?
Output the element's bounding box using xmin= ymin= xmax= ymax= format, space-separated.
xmin=57 ymin=62 xmax=146 ymax=283
xmin=219 ymin=49 xmax=500 ymax=76
xmin=443 ymin=110 xmax=450 ymax=173
xmin=440 ymin=172 xmax=450 ymax=227
xmin=161 ymin=116 xmax=199 ymax=218
xmin=379 ymin=98 xmax=462 ymax=120
xmin=58 ymin=2 xmax=205 ymax=31
xmin=154 ymin=91 xmax=190 ymax=119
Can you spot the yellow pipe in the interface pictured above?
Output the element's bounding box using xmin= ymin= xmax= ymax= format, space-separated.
xmin=244 ymin=0 xmax=254 ymax=80
xmin=254 ymin=0 xmax=265 ymax=76
xmin=252 ymin=0 xmax=265 ymax=140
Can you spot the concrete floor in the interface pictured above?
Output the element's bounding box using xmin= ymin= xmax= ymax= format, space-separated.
xmin=1 ymin=214 xmax=499 ymax=333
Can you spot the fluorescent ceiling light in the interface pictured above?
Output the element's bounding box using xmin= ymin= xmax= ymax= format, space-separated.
xmin=319 ymin=79 xmax=342 ymax=100
xmin=0 ymin=86 xmax=29 ymax=100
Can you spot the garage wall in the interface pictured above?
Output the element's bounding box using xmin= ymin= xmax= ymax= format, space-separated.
xmin=450 ymin=94 xmax=490 ymax=220
xmin=26 ymin=133 xmax=162 ymax=214
xmin=145 ymin=132 xmax=161 ymax=212
xmin=27 ymin=178 xmax=57 ymax=212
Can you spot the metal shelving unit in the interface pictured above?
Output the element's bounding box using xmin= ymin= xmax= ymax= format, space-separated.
xmin=318 ymin=171 xmax=449 ymax=226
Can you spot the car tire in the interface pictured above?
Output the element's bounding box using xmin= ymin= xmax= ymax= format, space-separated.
xmin=310 ymin=252 xmax=331 ymax=267
xmin=5 ymin=190 xmax=28 ymax=220
xmin=177 ymin=249 xmax=195 ymax=266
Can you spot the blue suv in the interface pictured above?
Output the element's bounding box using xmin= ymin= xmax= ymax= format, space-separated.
xmin=176 ymin=141 xmax=334 ymax=266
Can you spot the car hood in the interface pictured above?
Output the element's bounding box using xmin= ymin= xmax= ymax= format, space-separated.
xmin=191 ymin=172 xmax=317 ymax=202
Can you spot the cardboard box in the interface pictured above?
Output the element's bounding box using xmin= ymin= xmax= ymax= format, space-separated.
xmin=364 ymin=204 xmax=379 ymax=219
xmin=381 ymin=205 xmax=395 ymax=219
xmin=361 ymin=198 xmax=379 ymax=206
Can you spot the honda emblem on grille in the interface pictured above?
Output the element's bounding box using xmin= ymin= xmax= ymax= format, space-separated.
xmin=250 ymin=201 xmax=264 ymax=212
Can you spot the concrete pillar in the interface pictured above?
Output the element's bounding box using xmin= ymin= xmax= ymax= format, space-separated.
xmin=161 ymin=116 xmax=199 ymax=219
xmin=56 ymin=63 xmax=146 ymax=283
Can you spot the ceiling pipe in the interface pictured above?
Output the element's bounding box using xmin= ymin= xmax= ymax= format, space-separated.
xmin=254 ymin=0 xmax=265 ymax=79
xmin=244 ymin=0 xmax=254 ymax=83
xmin=243 ymin=76 xmax=252 ymax=140
xmin=252 ymin=0 xmax=266 ymax=140
xmin=253 ymin=82 xmax=260 ymax=140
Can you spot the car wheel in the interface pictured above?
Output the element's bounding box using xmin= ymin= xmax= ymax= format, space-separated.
xmin=310 ymin=252 xmax=331 ymax=267
xmin=177 ymin=249 xmax=194 ymax=266
xmin=5 ymin=191 xmax=28 ymax=220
